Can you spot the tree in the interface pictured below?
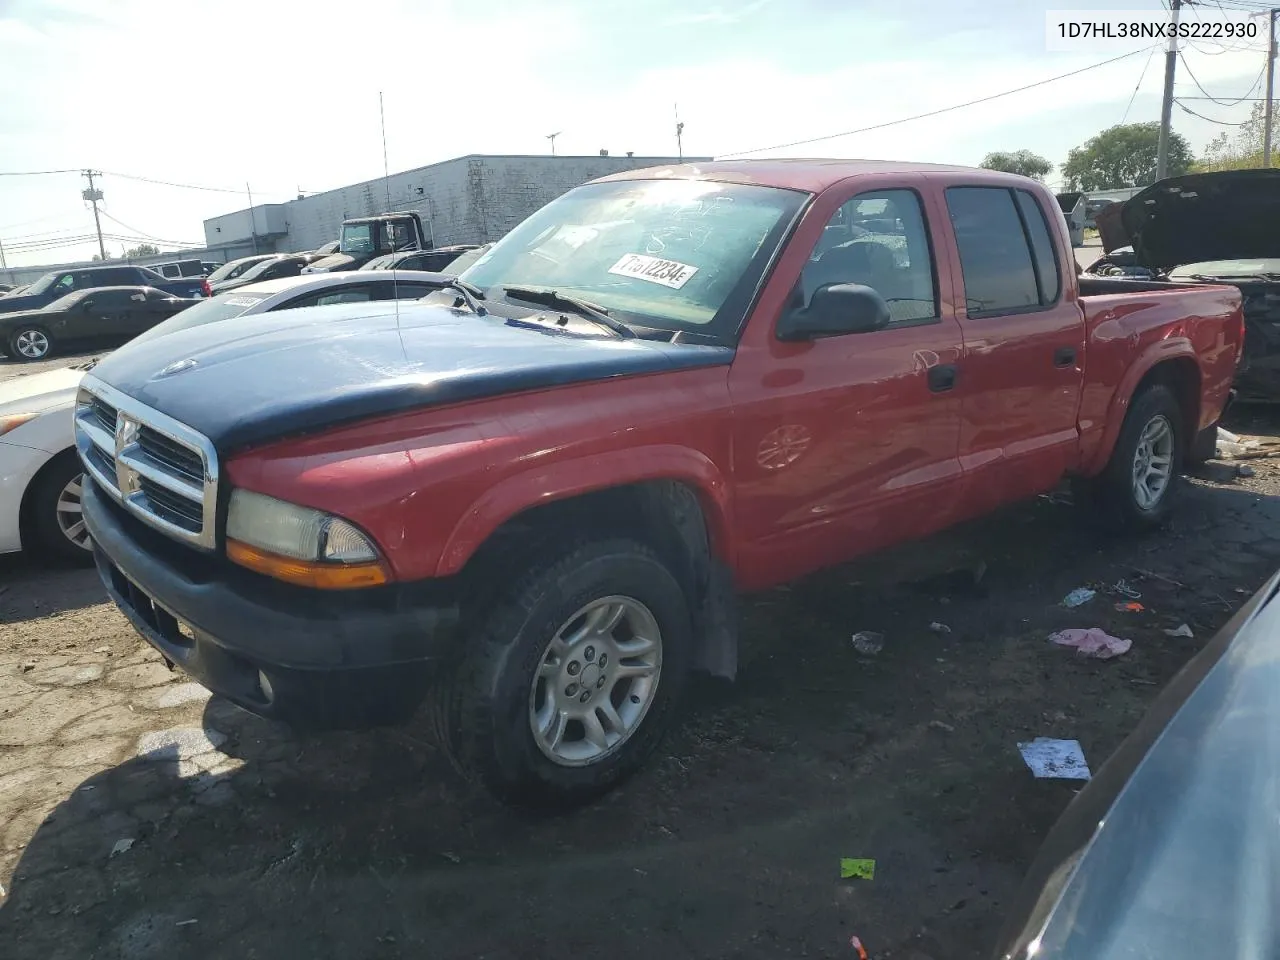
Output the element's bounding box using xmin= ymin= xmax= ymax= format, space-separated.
xmin=1198 ymin=102 xmax=1277 ymax=172
xmin=979 ymin=149 xmax=1053 ymax=181
xmin=1061 ymin=122 xmax=1193 ymax=190
xmin=124 ymin=243 xmax=159 ymax=258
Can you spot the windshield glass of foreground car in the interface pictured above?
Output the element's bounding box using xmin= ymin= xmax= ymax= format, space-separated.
xmin=457 ymin=179 xmax=809 ymax=339
xmin=127 ymin=294 xmax=265 ymax=345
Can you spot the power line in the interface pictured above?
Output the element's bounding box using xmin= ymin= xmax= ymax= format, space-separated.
xmin=719 ymin=45 xmax=1160 ymax=158
xmin=99 ymin=169 xmax=290 ymax=197
xmin=1175 ymin=99 xmax=1251 ymax=123
xmin=1123 ymin=47 xmax=1158 ymax=123
xmin=1178 ymin=52 xmax=1266 ymax=104
xmin=0 ymin=168 xmax=80 ymax=177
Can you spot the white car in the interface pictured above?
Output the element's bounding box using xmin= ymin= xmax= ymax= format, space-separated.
xmin=0 ymin=364 xmax=93 ymax=561
xmin=0 ymin=269 xmax=454 ymax=563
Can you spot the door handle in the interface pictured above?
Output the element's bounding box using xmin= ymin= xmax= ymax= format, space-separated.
xmin=927 ymin=363 xmax=958 ymax=393
xmin=1053 ymin=346 xmax=1077 ymax=368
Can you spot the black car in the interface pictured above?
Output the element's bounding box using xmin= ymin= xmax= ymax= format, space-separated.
xmin=199 ymin=254 xmax=284 ymax=297
xmin=360 ymin=245 xmax=481 ymax=273
xmin=994 ymin=568 xmax=1280 ymax=959
xmin=207 ymin=253 xmax=323 ymax=296
xmin=0 ymin=287 xmax=195 ymax=361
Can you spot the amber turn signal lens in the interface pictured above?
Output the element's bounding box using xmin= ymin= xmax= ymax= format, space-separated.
xmin=227 ymin=539 xmax=389 ymax=589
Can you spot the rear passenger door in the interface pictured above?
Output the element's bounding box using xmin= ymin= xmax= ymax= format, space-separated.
xmin=942 ymin=185 xmax=1085 ymax=513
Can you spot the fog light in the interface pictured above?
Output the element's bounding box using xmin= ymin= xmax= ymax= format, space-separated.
xmin=257 ymin=670 xmax=275 ymax=704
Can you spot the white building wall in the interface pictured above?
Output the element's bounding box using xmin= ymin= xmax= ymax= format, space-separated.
xmin=203 ymin=154 xmax=702 ymax=254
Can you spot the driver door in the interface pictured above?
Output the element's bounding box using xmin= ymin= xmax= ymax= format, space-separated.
xmin=66 ymin=290 xmax=135 ymax=342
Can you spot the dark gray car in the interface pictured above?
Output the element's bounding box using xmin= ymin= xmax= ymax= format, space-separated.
xmin=994 ymin=568 xmax=1280 ymax=959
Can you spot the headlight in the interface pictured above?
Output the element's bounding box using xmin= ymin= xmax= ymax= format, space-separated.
xmin=0 ymin=413 xmax=39 ymax=438
xmin=225 ymin=489 xmax=388 ymax=589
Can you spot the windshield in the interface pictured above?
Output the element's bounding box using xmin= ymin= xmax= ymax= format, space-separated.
xmin=207 ymin=258 xmax=269 ymax=283
xmin=24 ymin=272 xmax=61 ymax=295
xmin=340 ymin=223 xmax=374 ymax=255
xmin=129 ymin=293 xmax=264 ymax=345
xmin=458 ymin=179 xmax=807 ymax=337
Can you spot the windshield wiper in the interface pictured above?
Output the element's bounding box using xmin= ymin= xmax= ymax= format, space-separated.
xmin=419 ymin=277 xmax=487 ymax=316
xmin=502 ymin=286 xmax=635 ymax=339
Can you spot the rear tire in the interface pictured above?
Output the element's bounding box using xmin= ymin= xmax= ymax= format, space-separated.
xmin=1085 ymin=384 xmax=1184 ymax=531
xmin=27 ymin=451 xmax=94 ymax=565
xmin=8 ymin=325 xmax=53 ymax=362
xmin=438 ymin=538 xmax=692 ymax=808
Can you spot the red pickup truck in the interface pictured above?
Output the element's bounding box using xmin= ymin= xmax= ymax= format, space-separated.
xmin=75 ymin=161 xmax=1243 ymax=806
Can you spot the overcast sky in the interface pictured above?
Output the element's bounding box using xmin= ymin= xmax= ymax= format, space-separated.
xmin=0 ymin=0 xmax=1270 ymax=267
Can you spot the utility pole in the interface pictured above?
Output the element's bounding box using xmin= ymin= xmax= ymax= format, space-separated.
xmin=245 ymin=182 xmax=259 ymax=254
xmin=81 ymin=169 xmax=107 ymax=261
xmin=675 ymin=103 xmax=684 ymax=161
xmin=1156 ymin=0 xmax=1182 ymax=180
xmin=546 ymin=131 xmax=561 ymax=156
xmin=0 ymin=235 xmax=6 ymax=270
xmin=1265 ymin=8 xmax=1278 ymax=167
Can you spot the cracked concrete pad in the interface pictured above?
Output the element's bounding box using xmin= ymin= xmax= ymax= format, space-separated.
xmin=0 ymin=745 xmax=46 ymax=777
xmin=58 ymin=705 xmax=163 ymax=743
xmin=25 ymin=664 xmax=105 ymax=687
xmin=0 ymin=687 xmax=121 ymax=746
xmin=106 ymin=661 xmax=177 ymax=690
xmin=47 ymin=735 xmax=131 ymax=769
xmin=147 ymin=683 xmax=211 ymax=710
xmin=136 ymin=727 xmax=228 ymax=761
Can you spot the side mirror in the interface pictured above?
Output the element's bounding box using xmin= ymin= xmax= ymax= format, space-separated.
xmin=776 ymin=283 xmax=891 ymax=342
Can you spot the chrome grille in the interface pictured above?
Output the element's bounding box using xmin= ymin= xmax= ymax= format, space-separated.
xmin=73 ymin=376 xmax=219 ymax=550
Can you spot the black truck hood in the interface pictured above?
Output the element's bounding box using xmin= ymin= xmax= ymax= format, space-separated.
xmin=1098 ymin=169 xmax=1280 ymax=269
xmin=304 ymin=252 xmax=360 ymax=273
xmin=88 ymin=301 xmax=732 ymax=452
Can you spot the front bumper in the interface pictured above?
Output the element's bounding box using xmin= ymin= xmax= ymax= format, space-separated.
xmin=82 ymin=478 xmax=462 ymax=729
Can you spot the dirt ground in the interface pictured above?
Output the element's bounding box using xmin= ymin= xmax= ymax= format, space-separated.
xmin=3 ymin=349 xmax=1280 ymax=960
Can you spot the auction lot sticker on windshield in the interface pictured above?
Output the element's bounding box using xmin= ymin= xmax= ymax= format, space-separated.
xmin=224 ymin=296 xmax=264 ymax=307
xmin=608 ymin=254 xmax=698 ymax=290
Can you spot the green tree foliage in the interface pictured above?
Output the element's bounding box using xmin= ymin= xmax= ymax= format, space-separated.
xmin=979 ymin=149 xmax=1053 ymax=181
xmin=1198 ymin=102 xmax=1277 ymax=172
xmin=1062 ymin=122 xmax=1193 ymax=190
xmin=124 ymin=243 xmax=160 ymax=258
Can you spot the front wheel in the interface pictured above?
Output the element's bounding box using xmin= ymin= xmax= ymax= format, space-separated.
xmin=1085 ymin=383 xmax=1183 ymax=531
xmin=439 ymin=538 xmax=691 ymax=807
xmin=8 ymin=325 xmax=53 ymax=362
xmin=28 ymin=451 xmax=94 ymax=565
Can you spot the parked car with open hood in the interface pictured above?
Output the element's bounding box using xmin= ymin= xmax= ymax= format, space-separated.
xmin=75 ymin=160 xmax=1243 ymax=807
xmin=1 ymin=287 xmax=196 ymax=362
xmin=1091 ymin=169 xmax=1280 ymax=401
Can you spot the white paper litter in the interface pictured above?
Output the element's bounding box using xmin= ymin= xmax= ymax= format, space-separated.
xmin=1062 ymin=587 xmax=1096 ymax=608
xmin=1018 ymin=738 xmax=1092 ymax=780
xmin=1164 ymin=623 xmax=1195 ymax=638
xmin=110 ymin=838 xmax=135 ymax=857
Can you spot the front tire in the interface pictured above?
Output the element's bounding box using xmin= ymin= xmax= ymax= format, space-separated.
xmin=27 ymin=452 xmax=94 ymax=565
xmin=8 ymin=325 xmax=53 ymax=362
xmin=440 ymin=538 xmax=692 ymax=808
xmin=1088 ymin=384 xmax=1183 ymax=531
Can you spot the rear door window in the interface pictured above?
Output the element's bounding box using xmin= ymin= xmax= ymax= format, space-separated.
xmin=945 ymin=187 xmax=1040 ymax=316
xmin=1014 ymin=191 xmax=1062 ymax=305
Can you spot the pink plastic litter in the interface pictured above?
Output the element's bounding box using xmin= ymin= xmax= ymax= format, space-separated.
xmin=1049 ymin=627 xmax=1131 ymax=660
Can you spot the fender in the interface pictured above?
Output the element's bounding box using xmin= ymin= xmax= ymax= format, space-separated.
xmin=436 ymin=444 xmax=734 ymax=576
xmin=1084 ymin=338 xmax=1199 ymax=476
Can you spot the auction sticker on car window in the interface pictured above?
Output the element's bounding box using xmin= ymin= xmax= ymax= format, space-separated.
xmin=224 ymin=296 xmax=264 ymax=307
xmin=607 ymin=254 xmax=699 ymax=289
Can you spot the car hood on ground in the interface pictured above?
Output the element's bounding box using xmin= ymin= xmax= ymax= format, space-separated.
xmin=0 ymin=366 xmax=85 ymax=417
xmin=87 ymin=301 xmax=732 ymax=453
xmin=1098 ymin=169 xmax=1280 ymax=269
xmin=993 ymin=568 xmax=1280 ymax=959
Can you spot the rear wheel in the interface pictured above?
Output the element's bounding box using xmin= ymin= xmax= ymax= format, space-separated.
xmin=28 ymin=451 xmax=94 ymax=565
xmin=1086 ymin=384 xmax=1183 ymax=531
xmin=438 ymin=538 xmax=691 ymax=807
xmin=8 ymin=325 xmax=53 ymax=362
